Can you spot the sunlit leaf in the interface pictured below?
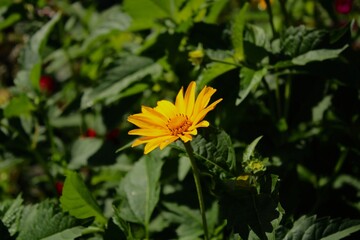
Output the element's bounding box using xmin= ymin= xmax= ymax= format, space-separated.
xmin=60 ymin=171 xmax=107 ymax=224
xmin=197 ymin=60 xmax=237 ymax=89
xmin=40 ymin=226 xmax=85 ymax=240
xmin=243 ymin=135 xmax=263 ymax=162
xmin=231 ymin=3 xmax=249 ymax=62
xmin=3 ymin=95 xmax=35 ymax=118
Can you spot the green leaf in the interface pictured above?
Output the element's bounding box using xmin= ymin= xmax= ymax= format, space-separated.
xmin=0 ymin=13 xmax=21 ymax=31
xmin=60 ymin=171 xmax=107 ymax=224
xmin=81 ymin=6 xmax=131 ymax=52
xmin=123 ymin=0 xmax=178 ymax=30
xmin=0 ymin=194 xmax=23 ymax=236
xmin=40 ymin=226 xmax=85 ymax=240
xmin=162 ymin=202 xmax=203 ymax=239
xmin=220 ymin=174 xmax=281 ymax=240
xmin=17 ymin=200 xmax=80 ymax=240
xmin=243 ymin=136 xmax=263 ymax=162
xmin=117 ymin=155 xmax=163 ymax=227
xmin=231 ymin=3 xmax=249 ymax=62
xmin=190 ymin=129 xmax=236 ymax=178
xmin=68 ymin=138 xmax=103 ymax=169
xmin=197 ymin=60 xmax=237 ymax=89
xmin=312 ymin=95 xmax=332 ymax=122
xmin=81 ymin=55 xmax=162 ymax=108
xmin=205 ymin=0 xmax=228 ymax=24
xmin=281 ymin=26 xmax=327 ymax=57
xmin=236 ymin=67 xmax=267 ymax=105
xmin=3 ymin=95 xmax=35 ymax=118
xmin=278 ymin=215 xmax=360 ymax=240
xmin=15 ymin=13 xmax=61 ymax=91
xmin=291 ymin=45 xmax=348 ymax=66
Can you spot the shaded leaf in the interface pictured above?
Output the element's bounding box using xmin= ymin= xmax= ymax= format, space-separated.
xmin=81 ymin=55 xmax=161 ymax=108
xmin=291 ymin=45 xmax=348 ymax=66
xmin=277 ymin=215 xmax=360 ymax=240
xmin=60 ymin=171 xmax=107 ymax=224
xmin=220 ymin=175 xmax=281 ymax=240
xmin=15 ymin=13 xmax=61 ymax=91
xmin=0 ymin=194 xmax=23 ymax=236
xmin=191 ymin=129 xmax=235 ymax=178
xmin=117 ymin=155 xmax=163 ymax=226
xmin=236 ymin=67 xmax=267 ymax=105
xmin=69 ymin=138 xmax=103 ymax=169
xmin=17 ymin=200 xmax=80 ymax=240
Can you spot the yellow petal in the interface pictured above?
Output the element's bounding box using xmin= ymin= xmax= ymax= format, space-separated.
xmin=184 ymin=81 xmax=196 ymax=117
xmin=179 ymin=134 xmax=192 ymax=142
xmin=128 ymin=114 xmax=165 ymax=129
xmin=141 ymin=106 xmax=168 ymax=123
xmin=193 ymin=120 xmax=209 ymax=129
xmin=159 ymin=136 xmax=179 ymax=149
xmin=193 ymin=86 xmax=216 ymax=117
xmin=192 ymin=98 xmax=222 ymax=125
xmin=155 ymin=100 xmax=178 ymax=119
xmin=175 ymin=87 xmax=186 ymax=114
xmin=132 ymin=136 xmax=154 ymax=147
xmin=144 ymin=135 xmax=177 ymax=154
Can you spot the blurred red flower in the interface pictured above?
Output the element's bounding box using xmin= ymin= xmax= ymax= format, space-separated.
xmin=84 ymin=128 xmax=97 ymax=138
xmin=39 ymin=75 xmax=55 ymax=94
xmin=335 ymin=0 xmax=353 ymax=14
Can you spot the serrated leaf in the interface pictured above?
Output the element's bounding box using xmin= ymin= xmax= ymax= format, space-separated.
xmin=231 ymin=3 xmax=249 ymax=62
xmin=40 ymin=226 xmax=85 ymax=240
xmin=236 ymin=67 xmax=267 ymax=105
xmin=60 ymin=171 xmax=107 ymax=224
xmin=243 ymin=136 xmax=263 ymax=162
xmin=220 ymin=174 xmax=281 ymax=240
xmin=1 ymin=194 xmax=23 ymax=236
xmin=291 ymin=45 xmax=348 ymax=66
xmin=279 ymin=215 xmax=360 ymax=240
xmin=190 ymin=129 xmax=235 ymax=178
xmin=117 ymin=155 xmax=163 ymax=227
xmin=81 ymin=55 xmax=161 ymax=108
xmin=3 ymin=95 xmax=35 ymax=118
xmin=281 ymin=26 xmax=327 ymax=57
xmin=17 ymin=200 xmax=80 ymax=240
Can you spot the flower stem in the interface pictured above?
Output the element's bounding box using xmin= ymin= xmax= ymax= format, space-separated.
xmin=183 ymin=142 xmax=209 ymax=240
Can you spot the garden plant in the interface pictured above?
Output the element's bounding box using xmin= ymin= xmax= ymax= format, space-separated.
xmin=0 ymin=0 xmax=360 ymax=239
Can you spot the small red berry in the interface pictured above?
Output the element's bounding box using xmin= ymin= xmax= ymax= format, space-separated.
xmin=55 ymin=181 xmax=64 ymax=196
xmin=39 ymin=75 xmax=55 ymax=94
xmin=335 ymin=0 xmax=353 ymax=14
xmin=84 ymin=128 xmax=97 ymax=138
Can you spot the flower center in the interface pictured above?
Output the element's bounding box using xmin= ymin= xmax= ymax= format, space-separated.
xmin=167 ymin=114 xmax=192 ymax=136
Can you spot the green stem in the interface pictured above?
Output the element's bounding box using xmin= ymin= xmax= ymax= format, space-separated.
xmin=264 ymin=0 xmax=277 ymax=38
xmin=183 ymin=142 xmax=209 ymax=240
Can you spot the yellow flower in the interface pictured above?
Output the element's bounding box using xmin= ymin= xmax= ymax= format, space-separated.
xmin=188 ymin=49 xmax=204 ymax=65
xmin=128 ymin=81 xmax=222 ymax=154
